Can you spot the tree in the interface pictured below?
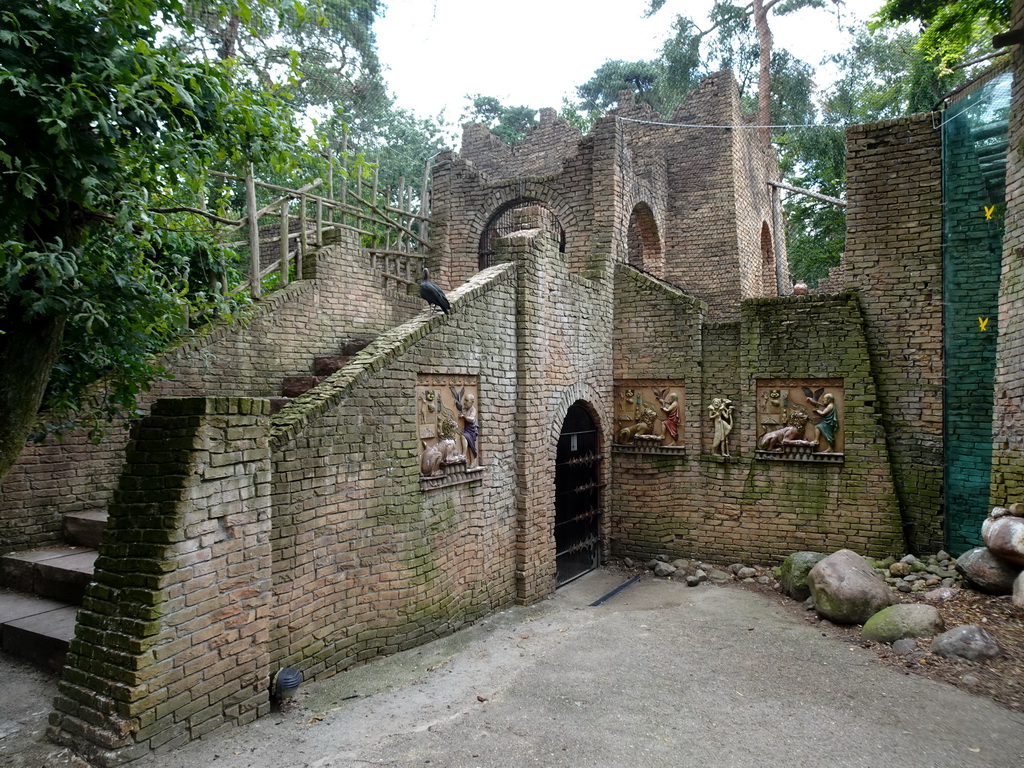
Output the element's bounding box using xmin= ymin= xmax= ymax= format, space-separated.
xmin=0 ymin=0 xmax=306 ymax=479
xmin=462 ymin=95 xmax=539 ymax=146
xmin=779 ymin=21 xmax=964 ymax=285
xmin=874 ymin=0 xmax=1011 ymax=74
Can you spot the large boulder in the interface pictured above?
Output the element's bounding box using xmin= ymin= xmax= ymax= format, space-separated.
xmin=931 ymin=625 xmax=1002 ymax=661
xmin=808 ymin=549 xmax=897 ymax=625
xmin=861 ymin=604 xmax=945 ymax=643
xmin=982 ymin=512 xmax=1024 ymax=567
xmin=778 ymin=551 xmax=825 ymax=602
xmin=954 ymin=547 xmax=1022 ymax=595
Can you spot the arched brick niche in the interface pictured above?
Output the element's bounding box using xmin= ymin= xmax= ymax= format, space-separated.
xmin=627 ymin=202 xmax=664 ymax=278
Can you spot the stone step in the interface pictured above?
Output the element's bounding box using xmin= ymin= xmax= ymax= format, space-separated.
xmin=0 ymin=589 xmax=77 ymax=671
xmin=338 ymin=336 xmax=375 ymax=356
xmin=62 ymin=510 xmax=108 ymax=549
xmin=0 ymin=546 xmax=97 ymax=605
xmin=269 ymin=396 xmax=293 ymax=414
xmin=281 ymin=376 xmax=326 ymax=398
xmin=312 ymin=355 xmax=353 ymax=377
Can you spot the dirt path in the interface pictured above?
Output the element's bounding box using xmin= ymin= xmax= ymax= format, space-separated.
xmin=4 ymin=569 xmax=1024 ymax=767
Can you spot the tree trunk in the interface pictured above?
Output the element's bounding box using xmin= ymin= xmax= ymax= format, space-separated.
xmin=0 ymin=301 xmax=65 ymax=480
xmin=753 ymin=0 xmax=773 ymax=147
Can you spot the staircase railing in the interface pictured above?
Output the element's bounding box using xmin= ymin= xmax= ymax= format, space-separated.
xmin=196 ymin=155 xmax=430 ymax=300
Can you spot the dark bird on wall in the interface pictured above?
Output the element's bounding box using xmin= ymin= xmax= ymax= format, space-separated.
xmin=419 ymin=267 xmax=450 ymax=315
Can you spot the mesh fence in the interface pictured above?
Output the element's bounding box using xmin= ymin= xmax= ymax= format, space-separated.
xmin=942 ymin=67 xmax=1012 ymax=555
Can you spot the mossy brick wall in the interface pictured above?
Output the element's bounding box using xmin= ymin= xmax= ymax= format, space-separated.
xmin=506 ymin=216 xmax=613 ymax=602
xmin=0 ymin=229 xmax=420 ymax=551
xmin=49 ymin=397 xmax=272 ymax=766
xmin=844 ymin=114 xmax=944 ymax=553
xmin=266 ymin=263 xmax=521 ymax=678
xmin=992 ymin=0 xmax=1024 ymax=511
xmin=609 ymin=265 xmax=709 ymax=557
xmin=611 ymin=290 xmax=903 ymax=565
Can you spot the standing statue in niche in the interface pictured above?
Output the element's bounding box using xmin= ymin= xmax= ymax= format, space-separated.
xmin=451 ymin=387 xmax=479 ymax=468
xmin=655 ymin=389 xmax=680 ymax=444
xmin=804 ymin=390 xmax=839 ymax=452
xmin=708 ymin=397 xmax=735 ymax=456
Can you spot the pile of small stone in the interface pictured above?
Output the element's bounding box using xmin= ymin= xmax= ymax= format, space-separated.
xmin=864 ymin=551 xmax=962 ymax=594
xmin=626 ymin=555 xmax=776 ymax=588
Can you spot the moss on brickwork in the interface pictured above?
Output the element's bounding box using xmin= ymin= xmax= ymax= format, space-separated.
xmin=612 ymin=283 xmax=903 ymax=566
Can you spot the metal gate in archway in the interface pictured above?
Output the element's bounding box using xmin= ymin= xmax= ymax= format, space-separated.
xmin=554 ymin=403 xmax=602 ymax=586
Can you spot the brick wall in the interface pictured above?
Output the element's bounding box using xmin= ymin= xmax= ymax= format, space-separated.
xmin=844 ymin=114 xmax=944 ymax=552
xmin=267 ymin=263 xmax=522 ymax=676
xmin=505 ymin=215 xmax=613 ymax=601
xmin=611 ymin=286 xmax=904 ymax=564
xmin=992 ymin=0 xmax=1024 ymax=508
xmin=0 ymin=230 xmax=421 ymax=551
xmin=49 ymin=398 xmax=272 ymax=764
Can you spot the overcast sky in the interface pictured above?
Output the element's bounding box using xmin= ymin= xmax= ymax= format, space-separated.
xmin=375 ymin=0 xmax=888 ymax=122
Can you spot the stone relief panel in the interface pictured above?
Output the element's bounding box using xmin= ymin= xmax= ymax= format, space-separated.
xmin=417 ymin=374 xmax=482 ymax=489
xmin=613 ymin=380 xmax=684 ymax=453
xmin=755 ymin=378 xmax=844 ymax=463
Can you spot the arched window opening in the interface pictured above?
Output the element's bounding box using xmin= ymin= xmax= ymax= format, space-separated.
xmin=760 ymin=222 xmax=776 ymax=296
xmin=626 ymin=203 xmax=663 ymax=277
xmin=478 ymin=199 xmax=565 ymax=271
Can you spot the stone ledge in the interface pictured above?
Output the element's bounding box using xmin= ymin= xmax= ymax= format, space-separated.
xmin=419 ymin=464 xmax=486 ymax=492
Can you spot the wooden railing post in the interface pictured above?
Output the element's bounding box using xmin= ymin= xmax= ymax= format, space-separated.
xmin=279 ymin=197 xmax=290 ymax=287
xmin=245 ymin=164 xmax=262 ymax=299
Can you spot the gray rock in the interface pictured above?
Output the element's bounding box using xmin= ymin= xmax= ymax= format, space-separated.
xmin=646 ymin=559 xmax=660 ymax=570
xmin=982 ymin=515 xmax=1024 ymax=567
xmin=778 ymin=551 xmax=825 ymax=602
xmin=808 ymin=549 xmax=897 ymax=625
xmin=924 ymin=587 xmax=957 ymax=602
xmin=685 ymin=575 xmax=701 ymax=587
xmin=1014 ymin=571 xmax=1024 ymax=609
xmin=708 ymin=569 xmax=731 ymax=583
xmin=694 ymin=569 xmax=708 ymax=583
xmin=954 ymin=547 xmax=1022 ymax=595
xmin=670 ymin=559 xmax=690 ymax=571
xmin=737 ymin=567 xmax=758 ymax=580
xmin=623 ymin=557 xmax=635 ymax=568
xmin=900 ymin=554 xmax=918 ymax=565
xmin=653 ymin=562 xmax=677 ymax=578
xmin=936 ymin=550 xmax=951 ymax=562
xmin=861 ymin=604 xmax=945 ymax=643
xmin=892 ymin=638 xmax=918 ymax=656
xmin=931 ymin=625 xmax=1002 ymax=661
xmin=727 ymin=563 xmax=745 ymax=575
xmin=656 ymin=554 xmax=670 ymax=563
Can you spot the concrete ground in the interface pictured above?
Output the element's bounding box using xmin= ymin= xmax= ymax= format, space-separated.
xmin=3 ymin=568 xmax=1024 ymax=768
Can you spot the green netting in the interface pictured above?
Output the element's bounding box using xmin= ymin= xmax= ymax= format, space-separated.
xmin=942 ymin=69 xmax=1012 ymax=556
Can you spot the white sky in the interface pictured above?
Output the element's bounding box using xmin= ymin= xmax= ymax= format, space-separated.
xmin=375 ymin=0 xmax=887 ymax=122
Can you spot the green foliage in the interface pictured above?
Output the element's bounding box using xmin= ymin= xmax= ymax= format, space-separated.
xmin=462 ymin=95 xmax=538 ymax=146
xmin=0 ymin=0 xmax=304 ymax=437
xmin=874 ymin=0 xmax=1011 ymax=74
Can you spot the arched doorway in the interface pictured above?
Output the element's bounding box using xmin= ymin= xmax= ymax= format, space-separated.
xmin=554 ymin=403 xmax=602 ymax=586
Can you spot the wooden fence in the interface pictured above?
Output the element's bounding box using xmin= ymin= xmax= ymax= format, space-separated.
xmin=206 ymin=154 xmax=431 ymax=300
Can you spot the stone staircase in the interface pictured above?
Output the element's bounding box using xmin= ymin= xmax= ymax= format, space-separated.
xmin=269 ymin=337 xmax=373 ymax=413
xmin=0 ymin=337 xmax=374 ymax=670
xmin=0 ymin=511 xmax=106 ymax=671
